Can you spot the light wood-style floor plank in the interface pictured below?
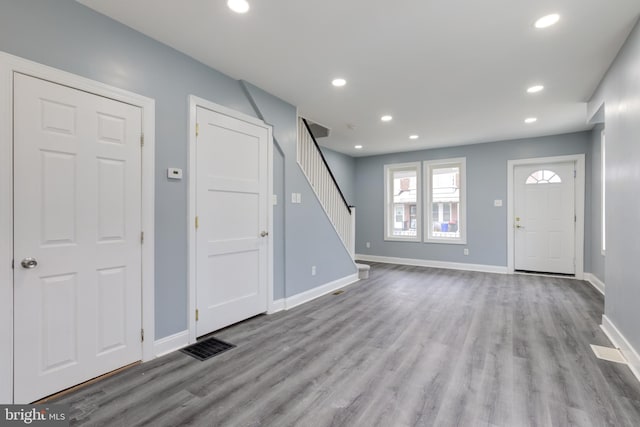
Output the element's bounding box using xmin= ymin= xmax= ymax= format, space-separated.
xmin=55 ymin=263 xmax=640 ymax=426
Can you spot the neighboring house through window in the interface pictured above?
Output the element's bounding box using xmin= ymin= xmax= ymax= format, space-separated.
xmin=384 ymin=162 xmax=420 ymax=241
xmin=425 ymin=158 xmax=466 ymax=243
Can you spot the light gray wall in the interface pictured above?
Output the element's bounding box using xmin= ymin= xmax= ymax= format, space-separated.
xmin=0 ymin=0 xmax=254 ymax=338
xmin=243 ymin=83 xmax=356 ymax=297
xmin=273 ymin=146 xmax=286 ymax=300
xmin=320 ymin=147 xmax=356 ymax=206
xmin=354 ymin=132 xmax=591 ymax=267
xmin=588 ymin=18 xmax=640 ymax=353
xmin=588 ymin=124 xmax=605 ymax=283
xmin=0 ymin=0 xmax=354 ymax=338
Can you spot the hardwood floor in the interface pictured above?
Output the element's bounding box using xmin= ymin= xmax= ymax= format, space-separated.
xmin=55 ymin=263 xmax=640 ymax=426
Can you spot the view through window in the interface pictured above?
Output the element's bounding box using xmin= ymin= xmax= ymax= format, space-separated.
xmin=384 ymin=159 xmax=466 ymax=244
xmin=427 ymin=163 xmax=464 ymax=241
xmin=384 ymin=163 xmax=420 ymax=241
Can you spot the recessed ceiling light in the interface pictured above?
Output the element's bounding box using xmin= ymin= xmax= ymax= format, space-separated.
xmin=535 ymin=14 xmax=560 ymax=29
xmin=332 ymin=78 xmax=346 ymax=87
xmin=527 ymin=85 xmax=544 ymax=93
xmin=227 ymin=0 xmax=250 ymax=14
xmin=354 ymin=145 xmax=363 ymax=149
xmin=409 ymin=135 xmax=419 ymax=140
xmin=524 ymin=117 xmax=538 ymax=124
xmin=380 ymin=115 xmax=393 ymax=122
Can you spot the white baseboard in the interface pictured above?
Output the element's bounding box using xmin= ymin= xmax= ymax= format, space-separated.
xmin=269 ymin=299 xmax=285 ymax=314
xmin=355 ymin=254 xmax=508 ymax=274
xmin=153 ymin=330 xmax=190 ymax=358
xmin=601 ymin=315 xmax=640 ymax=383
xmin=284 ymin=273 xmax=360 ymax=310
xmin=584 ymin=273 xmax=605 ymax=295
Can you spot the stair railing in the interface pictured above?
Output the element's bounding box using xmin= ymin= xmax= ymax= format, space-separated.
xmin=297 ymin=117 xmax=355 ymax=257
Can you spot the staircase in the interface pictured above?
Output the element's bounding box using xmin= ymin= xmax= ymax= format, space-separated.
xmin=297 ymin=117 xmax=355 ymax=258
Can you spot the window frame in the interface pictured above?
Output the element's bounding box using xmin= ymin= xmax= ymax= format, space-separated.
xmin=525 ymin=169 xmax=562 ymax=184
xmin=601 ymin=129 xmax=606 ymax=255
xmin=384 ymin=162 xmax=421 ymax=242
xmin=423 ymin=157 xmax=467 ymax=244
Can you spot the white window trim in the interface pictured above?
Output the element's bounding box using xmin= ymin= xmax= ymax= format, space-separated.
xmin=601 ymin=129 xmax=606 ymax=255
xmin=423 ymin=158 xmax=467 ymax=244
xmin=384 ymin=162 xmax=421 ymax=242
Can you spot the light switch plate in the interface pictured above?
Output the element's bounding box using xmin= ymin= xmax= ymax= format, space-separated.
xmin=167 ymin=168 xmax=183 ymax=179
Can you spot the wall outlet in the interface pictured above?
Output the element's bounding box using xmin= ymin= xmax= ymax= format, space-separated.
xmin=311 ymin=265 xmax=316 ymax=276
xmin=463 ymin=248 xmax=469 ymax=256
xmin=272 ymin=194 xmax=278 ymax=205
xmin=494 ymin=199 xmax=503 ymax=207
xmin=366 ymin=242 xmax=371 ymax=248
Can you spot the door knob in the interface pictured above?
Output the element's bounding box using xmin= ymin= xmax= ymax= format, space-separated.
xmin=516 ymin=225 xmax=524 ymax=229
xmin=21 ymin=257 xmax=38 ymax=269
xmin=260 ymin=231 xmax=269 ymax=237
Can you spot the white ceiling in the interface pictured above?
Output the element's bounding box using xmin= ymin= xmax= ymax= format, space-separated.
xmin=78 ymin=0 xmax=640 ymax=156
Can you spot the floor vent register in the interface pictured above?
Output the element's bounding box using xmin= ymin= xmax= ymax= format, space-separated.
xmin=181 ymin=337 xmax=236 ymax=361
xmin=590 ymin=344 xmax=627 ymax=364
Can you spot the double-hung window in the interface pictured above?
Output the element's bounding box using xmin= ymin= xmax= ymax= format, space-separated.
xmin=384 ymin=162 xmax=421 ymax=241
xmin=384 ymin=158 xmax=466 ymax=244
xmin=424 ymin=158 xmax=466 ymax=244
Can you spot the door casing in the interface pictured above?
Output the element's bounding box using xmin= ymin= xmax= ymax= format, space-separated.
xmin=187 ymin=95 xmax=274 ymax=345
xmin=507 ymin=154 xmax=585 ymax=278
xmin=0 ymin=51 xmax=156 ymax=403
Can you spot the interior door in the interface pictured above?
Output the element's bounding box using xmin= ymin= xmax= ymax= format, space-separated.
xmin=13 ymin=73 xmax=143 ymax=403
xmin=195 ymin=106 xmax=269 ymax=337
xmin=514 ymin=162 xmax=575 ymax=274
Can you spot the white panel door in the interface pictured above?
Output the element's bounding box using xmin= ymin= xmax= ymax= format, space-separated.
xmin=196 ymin=106 xmax=268 ymax=337
xmin=13 ymin=73 xmax=142 ymax=403
xmin=514 ymin=162 xmax=575 ymax=274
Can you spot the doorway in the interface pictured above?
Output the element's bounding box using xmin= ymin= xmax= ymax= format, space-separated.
xmin=514 ymin=162 xmax=575 ymax=274
xmin=13 ymin=73 xmax=144 ymax=403
xmin=188 ymin=96 xmax=273 ymax=342
xmin=507 ymin=155 xmax=585 ymax=278
xmin=0 ymin=52 xmax=155 ymax=404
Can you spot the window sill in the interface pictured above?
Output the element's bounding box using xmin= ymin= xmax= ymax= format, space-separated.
xmin=384 ymin=236 xmax=421 ymax=243
xmin=424 ymin=238 xmax=467 ymax=245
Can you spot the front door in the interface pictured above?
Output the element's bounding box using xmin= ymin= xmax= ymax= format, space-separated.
xmin=514 ymin=162 xmax=575 ymax=274
xmin=195 ymin=106 xmax=269 ymax=337
xmin=13 ymin=73 xmax=143 ymax=403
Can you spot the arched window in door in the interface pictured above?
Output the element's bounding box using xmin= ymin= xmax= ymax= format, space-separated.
xmin=525 ymin=169 xmax=562 ymax=184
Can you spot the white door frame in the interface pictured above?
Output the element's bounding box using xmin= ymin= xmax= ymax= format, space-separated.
xmin=187 ymin=95 xmax=274 ymax=344
xmin=0 ymin=51 xmax=155 ymax=403
xmin=507 ymin=154 xmax=585 ymax=279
